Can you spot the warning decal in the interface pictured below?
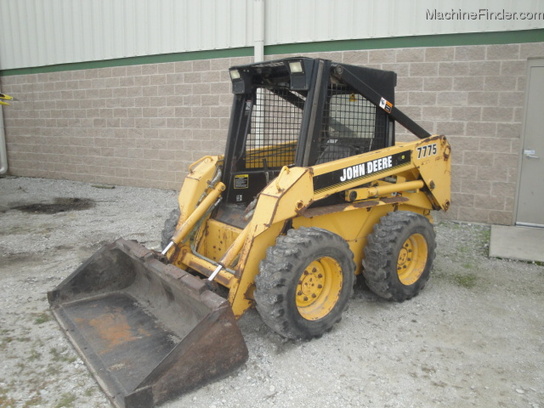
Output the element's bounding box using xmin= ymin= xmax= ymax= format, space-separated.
xmin=379 ymin=97 xmax=393 ymax=113
xmin=233 ymin=174 xmax=249 ymax=189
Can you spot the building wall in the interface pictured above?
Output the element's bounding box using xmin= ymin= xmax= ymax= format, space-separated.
xmin=2 ymin=0 xmax=543 ymax=70
xmin=0 ymin=0 xmax=254 ymax=70
xmin=2 ymin=39 xmax=543 ymax=224
xmin=0 ymin=57 xmax=245 ymax=189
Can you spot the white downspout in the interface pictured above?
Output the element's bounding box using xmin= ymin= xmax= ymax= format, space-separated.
xmin=254 ymin=0 xmax=265 ymax=63
xmin=253 ymin=0 xmax=266 ymax=147
xmin=0 ymin=104 xmax=7 ymax=175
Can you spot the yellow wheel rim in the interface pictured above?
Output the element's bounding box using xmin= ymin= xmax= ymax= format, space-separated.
xmin=397 ymin=233 xmax=428 ymax=285
xmin=296 ymin=256 xmax=343 ymax=321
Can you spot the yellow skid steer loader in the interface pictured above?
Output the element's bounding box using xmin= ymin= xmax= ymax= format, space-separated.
xmin=49 ymin=57 xmax=451 ymax=408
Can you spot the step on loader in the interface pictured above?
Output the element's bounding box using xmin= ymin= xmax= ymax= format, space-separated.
xmin=49 ymin=57 xmax=451 ymax=408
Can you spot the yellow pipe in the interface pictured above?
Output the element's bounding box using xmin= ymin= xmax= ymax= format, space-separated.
xmin=371 ymin=180 xmax=424 ymax=196
xmin=172 ymin=182 xmax=225 ymax=245
xmin=219 ymin=226 xmax=250 ymax=269
xmin=355 ymin=180 xmax=425 ymax=200
xmin=182 ymin=252 xmax=232 ymax=287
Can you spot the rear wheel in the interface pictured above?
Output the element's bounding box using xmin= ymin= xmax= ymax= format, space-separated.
xmin=255 ymin=227 xmax=355 ymax=340
xmin=363 ymin=211 xmax=436 ymax=302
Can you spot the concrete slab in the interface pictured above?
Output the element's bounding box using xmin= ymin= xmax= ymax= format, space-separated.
xmin=489 ymin=225 xmax=544 ymax=262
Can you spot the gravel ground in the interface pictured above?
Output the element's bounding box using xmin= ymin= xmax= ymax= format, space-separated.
xmin=0 ymin=176 xmax=543 ymax=408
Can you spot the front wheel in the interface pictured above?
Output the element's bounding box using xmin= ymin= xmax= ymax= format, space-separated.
xmin=363 ymin=211 xmax=436 ymax=302
xmin=255 ymin=227 xmax=356 ymax=340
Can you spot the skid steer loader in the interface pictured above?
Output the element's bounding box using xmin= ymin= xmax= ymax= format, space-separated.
xmin=49 ymin=57 xmax=450 ymax=408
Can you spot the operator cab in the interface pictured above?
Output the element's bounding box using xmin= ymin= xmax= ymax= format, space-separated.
xmin=221 ymin=57 xmax=397 ymax=207
xmin=218 ymin=57 xmax=396 ymax=228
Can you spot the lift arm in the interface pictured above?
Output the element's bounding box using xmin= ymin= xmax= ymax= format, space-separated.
xmin=332 ymin=64 xmax=431 ymax=139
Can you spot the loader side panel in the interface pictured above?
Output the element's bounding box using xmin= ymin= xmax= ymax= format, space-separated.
xmin=197 ymin=218 xmax=242 ymax=262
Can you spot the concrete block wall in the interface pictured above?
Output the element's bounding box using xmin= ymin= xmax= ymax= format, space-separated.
xmin=1 ymin=57 xmax=251 ymax=189
xmin=1 ymin=41 xmax=543 ymax=224
xmin=335 ymin=43 xmax=543 ymax=224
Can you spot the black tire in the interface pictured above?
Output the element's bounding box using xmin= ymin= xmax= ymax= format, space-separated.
xmin=363 ymin=211 xmax=436 ymax=302
xmin=161 ymin=208 xmax=180 ymax=249
xmin=255 ymin=227 xmax=356 ymax=340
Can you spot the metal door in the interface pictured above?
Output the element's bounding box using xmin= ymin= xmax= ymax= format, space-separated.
xmin=516 ymin=59 xmax=544 ymax=227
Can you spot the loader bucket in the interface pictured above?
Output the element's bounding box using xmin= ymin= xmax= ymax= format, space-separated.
xmin=48 ymin=239 xmax=248 ymax=408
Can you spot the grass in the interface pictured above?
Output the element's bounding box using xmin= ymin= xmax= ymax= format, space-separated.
xmin=479 ymin=228 xmax=491 ymax=243
xmin=452 ymin=273 xmax=478 ymax=289
xmin=434 ymin=269 xmax=479 ymax=289
xmin=54 ymin=393 xmax=77 ymax=408
xmin=1 ymin=333 xmax=32 ymax=352
xmin=50 ymin=347 xmax=77 ymax=364
xmin=22 ymin=395 xmax=43 ymax=407
xmin=0 ymin=386 xmax=16 ymax=408
xmin=433 ymin=221 xmax=490 ymax=290
xmin=0 ymin=329 xmax=14 ymax=351
xmin=28 ymin=348 xmax=42 ymax=362
xmin=33 ymin=312 xmax=52 ymax=325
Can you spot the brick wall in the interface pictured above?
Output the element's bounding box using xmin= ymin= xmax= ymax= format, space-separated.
xmin=1 ymin=42 xmax=543 ymax=224
xmin=337 ymin=43 xmax=544 ymax=224
xmin=1 ymin=57 xmax=251 ymax=189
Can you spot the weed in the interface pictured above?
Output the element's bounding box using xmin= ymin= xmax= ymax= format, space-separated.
xmin=453 ymin=273 xmax=478 ymax=289
xmin=444 ymin=221 xmax=464 ymax=230
xmin=46 ymin=365 xmax=61 ymax=376
xmin=0 ymin=336 xmax=13 ymax=351
xmin=479 ymin=228 xmax=491 ymax=244
xmin=0 ymin=396 xmax=17 ymax=408
xmin=50 ymin=347 xmax=77 ymax=364
xmin=29 ymin=348 xmax=42 ymax=361
xmin=22 ymin=394 xmax=43 ymax=407
xmin=458 ymin=245 xmax=471 ymax=255
xmin=33 ymin=312 xmax=51 ymax=325
xmin=477 ymin=228 xmax=491 ymax=255
xmin=0 ymin=386 xmax=14 ymax=408
xmin=54 ymin=393 xmax=77 ymax=408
